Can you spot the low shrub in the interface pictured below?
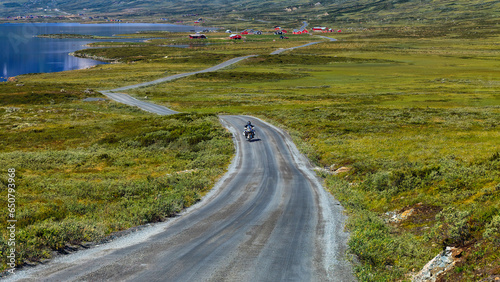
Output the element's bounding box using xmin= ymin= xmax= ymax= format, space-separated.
xmin=483 ymin=215 xmax=500 ymax=244
xmin=428 ymin=207 xmax=472 ymax=247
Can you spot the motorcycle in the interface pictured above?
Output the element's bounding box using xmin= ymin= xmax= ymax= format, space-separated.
xmin=244 ymin=127 xmax=255 ymax=141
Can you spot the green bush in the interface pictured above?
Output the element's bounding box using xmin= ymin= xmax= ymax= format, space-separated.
xmin=483 ymin=215 xmax=500 ymax=244
xmin=428 ymin=207 xmax=472 ymax=247
xmin=8 ymin=218 xmax=108 ymax=263
xmin=362 ymin=171 xmax=391 ymax=192
xmin=346 ymin=210 xmax=434 ymax=281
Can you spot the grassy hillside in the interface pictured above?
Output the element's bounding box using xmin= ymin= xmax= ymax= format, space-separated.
xmin=2 ymin=0 xmax=499 ymax=28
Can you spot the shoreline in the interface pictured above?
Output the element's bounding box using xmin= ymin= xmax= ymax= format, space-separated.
xmin=1 ymin=22 xmax=211 ymax=81
xmin=68 ymin=52 xmax=118 ymax=63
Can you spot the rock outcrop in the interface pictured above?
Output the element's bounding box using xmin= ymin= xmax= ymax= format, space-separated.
xmin=412 ymin=247 xmax=463 ymax=282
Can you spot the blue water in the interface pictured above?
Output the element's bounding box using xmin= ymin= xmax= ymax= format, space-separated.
xmin=0 ymin=23 xmax=204 ymax=81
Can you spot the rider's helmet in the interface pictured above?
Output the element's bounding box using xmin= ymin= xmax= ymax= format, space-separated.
xmin=247 ymin=121 xmax=252 ymax=126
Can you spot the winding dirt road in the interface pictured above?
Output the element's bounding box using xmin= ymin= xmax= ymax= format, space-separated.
xmin=100 ymin=55 xmax=256 ymax=115
xmin=8 ymin=36 xmax=354 ymax=281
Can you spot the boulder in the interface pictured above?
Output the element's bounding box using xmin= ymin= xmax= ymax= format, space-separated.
xmin=412 ymin=247 xmax=462 ymax=282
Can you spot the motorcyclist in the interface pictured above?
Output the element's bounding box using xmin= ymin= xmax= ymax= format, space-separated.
xmin=243 ymin=121 xmax=255 ymax=137
xmin=244 ymin=121 xmax=254 ymax=130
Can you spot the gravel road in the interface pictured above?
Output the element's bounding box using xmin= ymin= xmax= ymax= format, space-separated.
xmin=270 ymin=35 xmax=337 ymax=55
xmin=100 ymin=55 xmax=256 ymax=113
xmin=6 ymin=38 xmax=354 ymax=282
xmin=111 ymin=56 xmax=257 ymax=92
xmin=10 ymin=116 xmax=353 ymax=282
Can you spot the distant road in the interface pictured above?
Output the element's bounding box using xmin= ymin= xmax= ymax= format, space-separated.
xmin=100 ymin=55 xmax=256 ymax=114
xmin=7 ymin=37 xmax=354 ymax=282
xmin=111 ymin=56 xmax=257 ymax=92
xmin=270 ymin=35 xmax=337 ymax=55
xmin=300 ymin=21 xmax=309 ymax=30
xmin=102 ymin=34 xmax=337 ymax=105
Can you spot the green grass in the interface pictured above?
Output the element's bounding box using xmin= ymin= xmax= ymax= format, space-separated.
xmin=0 ymin=22 xmax=499 ymax=280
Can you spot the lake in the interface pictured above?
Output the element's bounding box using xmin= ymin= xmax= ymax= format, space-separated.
xmin=0 ymin=23 xmax=204 ymax=82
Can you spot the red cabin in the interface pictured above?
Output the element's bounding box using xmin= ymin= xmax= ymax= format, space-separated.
xmin=312 ymin=27 xmax=327 ymax=32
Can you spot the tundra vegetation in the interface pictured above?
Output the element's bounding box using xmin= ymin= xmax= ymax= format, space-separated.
xmin=0 ymin=20 xmax=499 ymax=282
